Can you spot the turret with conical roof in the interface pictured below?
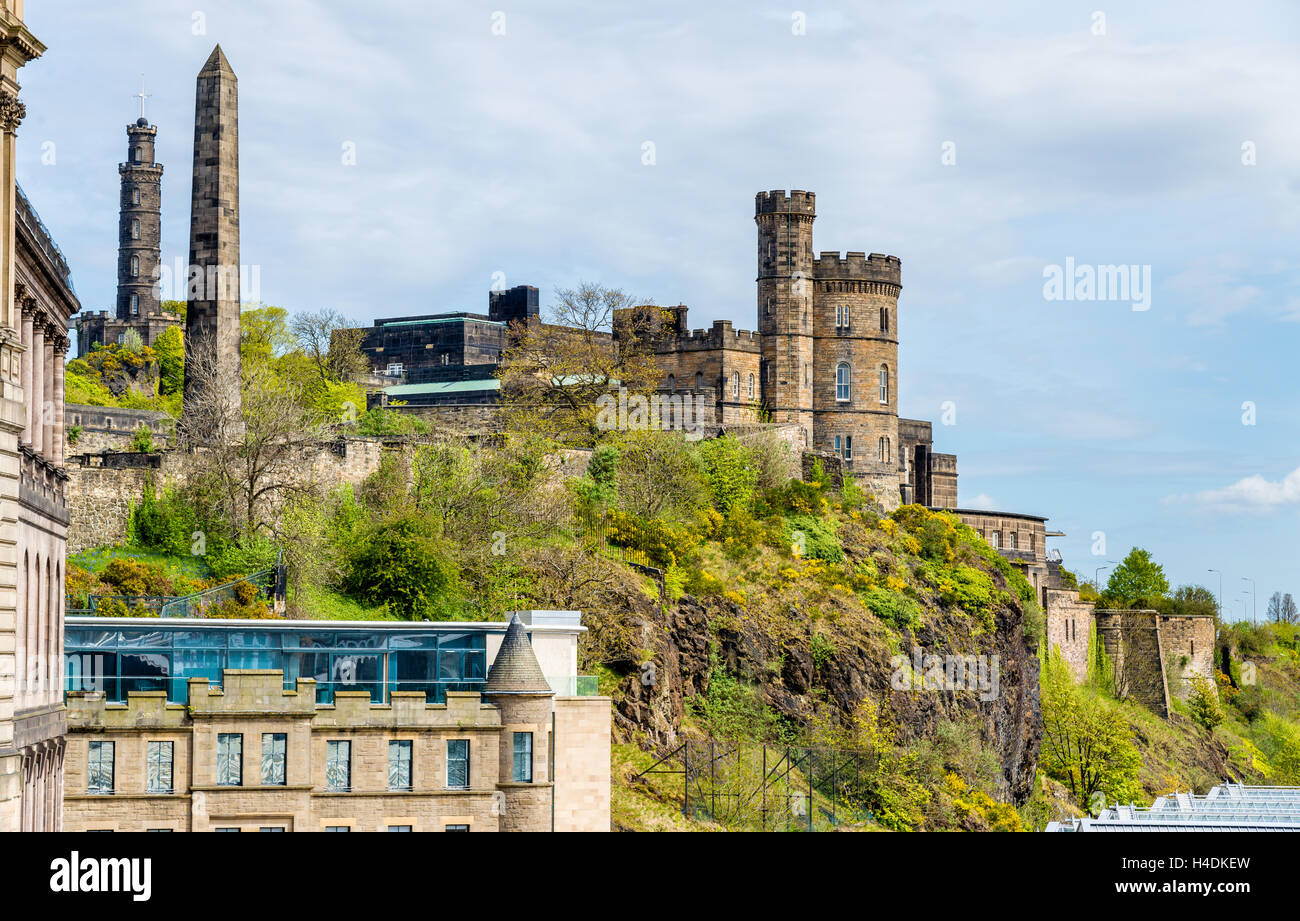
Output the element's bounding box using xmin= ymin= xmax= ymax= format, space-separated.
xmin=484 ymin=614 xmax=554 ymax=831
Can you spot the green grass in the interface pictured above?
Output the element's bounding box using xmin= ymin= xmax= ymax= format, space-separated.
xmin=287 ymin=583 xmax=398 ymax=621
xmin=71 ymin=545 xmax=210 ymax=582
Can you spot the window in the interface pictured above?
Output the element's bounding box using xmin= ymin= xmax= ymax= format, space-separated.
xmin=990 ymin=532 xmax=1000 ymax=549
xmin=134 ymin=146 xmax=143 ymax=163
xmin=214 ymin=828 xmax=240 ymax=833
xmin=844 ymin=436 xmax=853 ymax=461
xmin=834 ymin=435 xmax=841 ymax=457
xmin=513 ymin=732 xmax=533 ymax=783
xmin=88 ymin=741 xmax=114 ymax=794
xmin=835 ymin=363 xmax=851 ymax=402
xmin=259 ymin=827 xmax=285 ymax=833
xmin=445 ymin=824 xmax=470 ymax=832
xmin=132 ymin=188 xmax=141 ymax=205
xmin=326 ymin=741 xmax=351 ymax=792
xmin=146 ymin=741 xmax=172 ymax=794
xmin=765 ymin=295 xmax=774 ymax=316
xmin=146 ymin=829 xmax=172 ymax=832
xmin=748 ymin=373 xmax=755 ymax=399
xmin=732 ymin=371 xmax=739 ymax=397
xmin=217 ymin=734 xmax=242 ymax=786
xmin=324 ymin=826 xmax=350 ymax=832
xmin=878 ymin=365 xmax=889 ymax=404
xmin=131 ymin=255 xmax=140 ymax=277
xmin=447 ymin=739 xmax=469 ymax=789
xmin=878 ymin=436 xmax=890 ymax=463
xmin=389 ymin=740 xmax=412 ymax=792
xmin=388 ymin=825 xmax=412 ymax=832
xmin=130 ymin=294 xmax=139 ymax=316
xmin=132 ymin=219 xmax=140 ymax=240
xmin=262 ymin=733 xmax=286 ymax=786
xmin=666 ymin=374 xmax=675 ymax=391
xmin=1008 ymin=532 xmax=1018 ymax=550
xmin=695 ymin=371 xmax=703 ymax=390
xmin=880 ymin=307 xmax=889 ymax=333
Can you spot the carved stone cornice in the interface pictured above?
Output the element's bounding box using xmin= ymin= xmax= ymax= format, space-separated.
xmin=0 ymin=88 xmax=26 ymax=132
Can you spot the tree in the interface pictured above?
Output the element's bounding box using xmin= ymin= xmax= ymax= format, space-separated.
xmin=496 ymin=283 xmax=665 ymax=446
xmin=181 ymin=340 xmax=330 ymax=539
xmin=1165 ymin=584 xmax=1218 ymax=618
xmin=154 ymin=325 xmax=185 ymax=396
xmin=1268 ymin=591 xmax=1299 ymax=624
xmin=290 ymin=308 xmax=366 ymax=384
xmin=240 ymin=303 xmax=294 ymax=365
xmin=1039 ymin=651 xmax=1144 ymax=809
xmin=1103 ymin=547 xmax=1169 ymax=608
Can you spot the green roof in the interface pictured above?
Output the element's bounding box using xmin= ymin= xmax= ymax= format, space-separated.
xmin=383 ymin=379 xmax=500 ymax=396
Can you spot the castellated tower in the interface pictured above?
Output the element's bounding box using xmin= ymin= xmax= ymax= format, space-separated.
xmin=756 ymin=190 xmax=816 ymax=443
xmin=811 ymin=250 xmax=901 ymax=500
xmin=116 ymin=116 xmax=163 ymax=320
xmin=181 ymin=45 xmax=242 ymax=437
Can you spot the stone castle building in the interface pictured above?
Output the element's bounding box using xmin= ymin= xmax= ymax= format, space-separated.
xmin=72 ymin=106 xmax=178 ymax=357
xmin=0 ymin=0 xmax=78 ymax=832
xmin=63 ymin=612 xmax=610 ymax=832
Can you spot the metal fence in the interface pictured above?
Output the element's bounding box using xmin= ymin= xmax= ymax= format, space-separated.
xmin=635 ymin=738 xmax=879 ymax=831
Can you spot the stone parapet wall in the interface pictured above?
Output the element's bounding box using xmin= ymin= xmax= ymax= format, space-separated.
xmin=1044 ymin=589 xmax=1095 ymax=683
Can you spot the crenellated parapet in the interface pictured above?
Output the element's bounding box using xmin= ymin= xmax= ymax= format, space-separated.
xmin=813 ymin=251 xmax=902 ymax=288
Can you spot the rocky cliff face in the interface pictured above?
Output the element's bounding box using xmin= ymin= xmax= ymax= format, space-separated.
xmin=599 ymin=572 xmax=1042 ymax=804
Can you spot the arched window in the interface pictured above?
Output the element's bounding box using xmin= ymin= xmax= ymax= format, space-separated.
xmin=878 ymin=436 xmax=891 ymax=463
xmin=878 ymin=365 xmax=889 ymax=404
xmin=132 ymin=220 xmax=140 ymax=240
xmin=835 ymin=363 xmax=851 ymax=402
xmin=134 ymin=146 xmax=143 ymax=163
xmin=1008 ymin=532 xmax=1017 ymax=550
xmin=834 ymin=435 xmax=842 ymax=457
xmin=765 ymin=296 xmax=774 ymax=317
xmin=695 ymin=371 xmax=703 ymax=390
xmin=880 ymin=307 xmax=889 ymax=333
xmin=990 ymin=531 xmax=1000 ymax=549
xmin=844 ymin=436 xmax=853 ymax=460
xmin=131 ymin=255 xmax=140 ymax=277
xmin=748 ymin=373 xmax=755 ymax=399
xmin=130 ymin=295 xmax=139 ymax=316
xmin=666 ymin=374 xmax=675 ymax=391
xmin=132 ymin=188 xmax=141 ymax=205
xmin=732 ymin=371 xmax=740 ymax=397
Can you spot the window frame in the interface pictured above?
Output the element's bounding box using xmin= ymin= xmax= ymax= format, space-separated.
xmin=835 ymin=363 xmax=851 ymax=402
xmin=388 ymin=739 xmax=413 ymax=792
xmin=446 ymin=739 xmax=470 ymax=790
xmin=87 ymin=741 xmax=115 ymax=794
xmin=325 ymin=740 xmax=352 ymax=792
xmin=262 ymin=733 xmax=287 ymax=786
xmin=146 ymin=740 xmax=173 ymax=794
xmin=878 ymin=365 xmax=889 ymax=404
xmin=217 ymin=733 xmax=243 ymax=787
xmin=513 ymin=732 xmax=533 ymax=783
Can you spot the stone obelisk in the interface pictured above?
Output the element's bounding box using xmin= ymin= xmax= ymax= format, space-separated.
xmin=181 ymin=44 xmax=241 ymax=438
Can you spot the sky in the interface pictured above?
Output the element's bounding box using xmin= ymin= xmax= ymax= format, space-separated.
xmin=15 ymin=1 xmax=1298 ymax=618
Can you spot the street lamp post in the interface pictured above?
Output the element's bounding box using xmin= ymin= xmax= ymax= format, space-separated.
xmin=1242 ymin=577 xmax=1256 ymax=625
xmin=1096 ymin=561 xmax=1117 ymax=594
xmin=1208 ymin=569 xmax=1223 ymax=620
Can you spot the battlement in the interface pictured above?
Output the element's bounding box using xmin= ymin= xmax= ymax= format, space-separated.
xmin=126 ymin=123 xmax=158 ymax=136
xmin=813 ymin=251 xmax=902 ymax=284
xmin=755 ymin=189 xmax=816 ymax=216
xmin=669 ymin=319 xmax=763 ymax=352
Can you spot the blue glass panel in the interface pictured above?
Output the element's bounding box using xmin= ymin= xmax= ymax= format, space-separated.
xmin=280 ymin=632 xmax=335 ymax=650
xmin=171 ymin=630 xmax=227 ymax=648
xmin=464 ymin=651 xmax=486 ymax=679
xmin=438 ymin=633 xmax=474 ymax=649
xmin=228 ymin=649 xmax=282 ymax=670
xmin=228 ymin=631 xmax=275 ymax=648
xmin=387 ymin=634 xmax=439 ymax=649
xmin=66 ymin=630 xmax=118 ymax=649
xmin=120 ymin=652 xmax=170 ymax=695
xmin=438 ymin=649 xmax=460 ymax=680
xmin=117 ymin=630 xmax=170 ymax=648
xmin=333 ymin=633 xmax=382 ymax=650
xmin=330 ymin=653 xmax=382 ymax=701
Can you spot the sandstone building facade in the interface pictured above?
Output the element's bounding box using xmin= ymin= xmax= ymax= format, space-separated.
xmin=1 ymin=0 xmax=78 ymax=833
xmin=63 ymin=612 xmax=610 ymax=832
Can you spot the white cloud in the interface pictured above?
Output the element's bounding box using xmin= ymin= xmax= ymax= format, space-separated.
xmin=1185 ymin=466 xmax=1300 ymax=512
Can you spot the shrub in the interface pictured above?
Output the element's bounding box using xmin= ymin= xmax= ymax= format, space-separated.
xmin=100 ymin=557 xmax=174 ymax=596
xmin=343 ymin=515 xmax=460 ymax=619
xmin=696 ymin=436 xmax=758 ymax=513
xmin=1186 ymin=675 xmax=1224 ymax=732
xmin=783 ymin=514 xmax=843 ymax=562
xmin=129 ymin=486 xmax=199 ymax=558
xmin=605 ymin=509 xmax=699 ymax=569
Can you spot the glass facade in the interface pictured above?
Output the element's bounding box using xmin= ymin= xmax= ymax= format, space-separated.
xmin=147 ymin=741 xmax=173 ymax=794
xmin=65 ymin=623 xmax=488 ymax=705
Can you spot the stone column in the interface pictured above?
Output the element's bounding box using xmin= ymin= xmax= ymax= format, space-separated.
xmin=18 ymin=301 xmax=29 ymax=442
xmin=27 ymin=316 xmax=40 ymax=454
xmin=40 ymin=324 xmax=51 ymax=458
xmin=52 ymin=334 xmax=64 ymax=464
